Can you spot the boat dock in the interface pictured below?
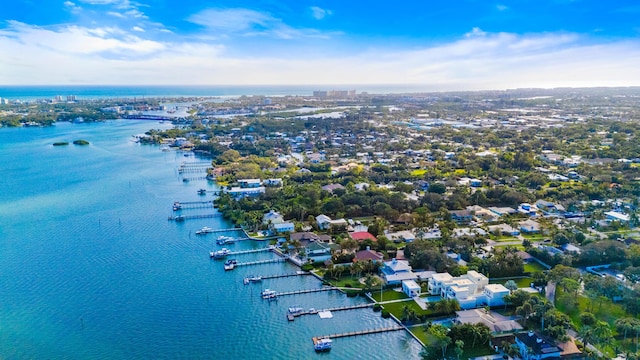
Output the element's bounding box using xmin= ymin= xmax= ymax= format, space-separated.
xmin=227 ymin=247 xmax=273 ymax=256
xmin=262 ymin=271 xmax=310 ymax=280
xmin=234 ymin=258 xmax=287 ymax=267
xmin=311 ymin=326 xmax=404 ymax=343
xmin=172 ymin=201 xmax=214 ymax=210
xmin=168 ymin=214 xmax=220 ymax=221
xmin=275 ymin=287 xmax=339 ymax=297
xmin=289 ymin=303 xmax=374 ymax=319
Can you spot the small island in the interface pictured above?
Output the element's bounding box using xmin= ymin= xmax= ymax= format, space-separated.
xmin=52 ymin=142 xmax=69 ymax=146
xmin=73 ymin=139 xmax=90 ymax=145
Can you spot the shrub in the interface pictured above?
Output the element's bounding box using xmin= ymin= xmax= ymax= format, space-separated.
xmin=381 ymin=310 xmax=391 ymax=318
xmin=373 ymin=304 xmax=382 ymax=312
xmin=301 ymin=264 xmax=313 ymax=272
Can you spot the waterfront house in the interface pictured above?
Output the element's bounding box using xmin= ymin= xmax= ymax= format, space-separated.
xmin=271 ymin=222 xmax=295 ymax=234
xmin=305 ymin=241 xmax=335 ymax=263
xmin=402 ymin=280 xmax=421 ymax=297
xmin=426 ymin=270 xmax=508 ymax=309
xmin=263 ymin=210 xmax=284 ymax=225
xmin=227 ymin=186 xmax=265 ymax=198
xmin=290 ymin=232 xmax=331 ymax=245
xmin=455 ymin=309 xmax=523 ymax=334
xmin=238 ymin=179 xmax=262 ymax=188
xmin=381 ymin=258 xmax=417 ymax=284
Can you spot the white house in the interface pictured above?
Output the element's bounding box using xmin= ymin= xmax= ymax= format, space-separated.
xmin=605 ymin=211 xmax=631 ymax=223
xmin=426 ymin=271 xmax=507 ymax=309
xmin=272 ymin=222 xmax=295 ymax=233
xmin=381 ymin=259 xmax=417 ymax=284
xmin=316 ymin=214 xmax=332 ymax=230
xmin=263 ymin=210 xmax=284 ymax=225
xmin=402 ymin=280 xmax=421 ymax=297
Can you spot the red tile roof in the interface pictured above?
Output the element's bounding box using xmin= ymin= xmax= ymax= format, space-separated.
xmin=349 ymin=231 xmax=377 ymax=241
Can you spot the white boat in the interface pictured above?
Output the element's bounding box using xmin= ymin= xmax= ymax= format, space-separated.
xmin=314 ymin=338 xmax=332 ymax=352
xmin=288 ymin=306 xmax=304 ymax=315
xmin=216 ymin=236 xmax=234 ymax=245
xmin=195 ymin=226 xmax=214 ymax=235
xmin=261 ymin=289 xmax=277 ymax=300
xmin=210 ymin=248 xmax=230 ymax=259
xmin=244 ymin=275 xmax=262 ymax=285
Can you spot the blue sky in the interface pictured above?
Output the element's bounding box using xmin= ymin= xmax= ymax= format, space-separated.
xmin=1 ymin=0 xmax=640 ymax=89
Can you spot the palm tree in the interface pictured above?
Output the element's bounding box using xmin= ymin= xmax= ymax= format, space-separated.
xmin=593 ymin=321 xmax=613 ymax=347
xmin=616 ymin=318 xmax=640 ymax=342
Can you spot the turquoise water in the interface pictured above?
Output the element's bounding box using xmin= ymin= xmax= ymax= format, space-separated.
xmin=0 ymin=120 xmax=423 ymax=359
xmin=0 ymin=85 xmax=430 ymax=100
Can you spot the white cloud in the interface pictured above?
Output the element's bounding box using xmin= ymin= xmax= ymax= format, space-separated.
xmin=496 ymin=4 xmax=508 ymax=11
xmin=187 ymin=8 xmax=329 ymax=40
xmin=310 ymin=6 xmax=332 ymax=20
xmin=0 ymin=23 xmax=639 ymax=89
xmin=132 ymin=26 xmax=145 ymax=32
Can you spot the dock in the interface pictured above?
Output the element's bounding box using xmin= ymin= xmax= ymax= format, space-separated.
xmin=262 ymin=271 xmax=310 ymax=280
xmin=275 ymin=287 xmax=339 ymax=297
xmin=233 ymin=258 xmax=287 ymax=268
xmin=311 ymin=326 xmax=404 ymax=343
xmin=228 ymin=247 xmax=273 ymax=256
xmin=289 ymin=303 xmax=374 ymax=319
xmin=168 ymin=214 xmax=220 ymax=221
xmin=172 ymin=201 xmax=214 ymax=210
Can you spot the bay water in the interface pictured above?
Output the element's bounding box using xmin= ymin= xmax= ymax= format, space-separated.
xmin=0 ymin=120 xmax=423 ymax=359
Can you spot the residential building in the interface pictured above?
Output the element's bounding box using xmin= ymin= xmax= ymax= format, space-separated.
xmin=238 ymin=179 xmax=262 ymax=188
xmin=520 ymin=219 xmax=541 ymax=233
xmin=272 ymin=222 xmax=295 ymax=233
xmin=386 ymin=230 xmax=416 ymax=243
xmin=488 ymin=223 xmax=520 ymax=236
xmin=450 ymin=209 xmax=473 ymax=223
xmin=354 ymin=249 xmax=384 ymax=262
xmin=263 ymin=210 xmax=284 ymax=225
xmin=514 ymin=331 xmax=561 ymax=360
xmin=227 ymin=186 xmax=265 ymax=198
xmin=349 ymin=231 xmax=378 ymax=242
xmin=605 ymin=210 xmax=631 ymax=223
xmin=402 ymin=280 xmax=421 ymax=297
xmin=426 ymin=270 xmax=507 ymax=309
xmin=305 ymin=241 xmax=335 ymax=263
xmin=381 ymin=258 xmax=417 ymax=284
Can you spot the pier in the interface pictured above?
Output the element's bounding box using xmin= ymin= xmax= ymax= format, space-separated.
xmin=172 ymin=201 xmax=214 ymax=210
xmin=289 ymin=303 xmax=374 ymax=319
xmin=234 ymin=258 xmax=287 ymax=267
xmin=168 ymin=214 xmax=220 ymax=221
xmin=228 ymin=247 xmax=273 ymax=256
xmin=311 ymin=326 xmax=404 ymax=343
xmin=275 ymin=287 xmax=339 ymax=297
xmin=262 ymin=271 xmax=310 ymax=280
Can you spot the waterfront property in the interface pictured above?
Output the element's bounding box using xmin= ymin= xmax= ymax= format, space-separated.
xmin=514 ymin=331 xmax=561 ymax=359
xmin=427 ymin=271 xmax=509 ymax=309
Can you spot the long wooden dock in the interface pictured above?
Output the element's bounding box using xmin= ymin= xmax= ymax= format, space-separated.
xmin=234 ymin=258 xmax=287 ymax=267
xmin=168 ymin=213 xmax=220 ymax=221
xmin=312 ymin=326 xmax=404 ymax=344
xmin=228 ymin=247 xmax=272 ymax=256
xmin=262 ymin=271 xmax=310 ymax=280
xmin=275 ymin=287 xmax=338 ymax=297
xmin=290 ymin=303 xmax=374 ymax=318
xmin=172 ymin=201 xmax=214 ymax=210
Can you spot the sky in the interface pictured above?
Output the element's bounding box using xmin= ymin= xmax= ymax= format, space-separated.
xmin=1 ymin=0 xmax=640 ymax=90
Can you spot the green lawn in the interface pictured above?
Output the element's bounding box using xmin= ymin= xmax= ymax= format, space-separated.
xmin=382 ymin=300 xmax=431 ymax=319
xmin=524 ymin=262 xmax=547 ymax=273
xmin=371 ymin=289 xmax=410 ymax=302
xmin=494 ymin=237 xmax=521 ymax=242
xmin=325 ymin=275 xmax=364 ymax=288
xmin=408 ymin=327 xmax=497 ymax=359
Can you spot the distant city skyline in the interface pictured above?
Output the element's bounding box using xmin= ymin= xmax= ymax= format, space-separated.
xmin=1 ymin=0 xmax=640 ymax=90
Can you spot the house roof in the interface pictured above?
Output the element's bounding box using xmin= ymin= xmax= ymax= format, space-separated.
xmin=354 ymin=249 xmax=384 ymax=261
xmin=290 ymin=232 xmax=331 ymax=242
xmin=515 ymin=332 xmax=561 ymax=356
xmin=350 ymin=231 xmax=377 ymax=241
xmin=396 ymin=213 xmax=413 ymax=223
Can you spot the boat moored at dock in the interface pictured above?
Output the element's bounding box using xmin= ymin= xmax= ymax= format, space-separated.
xmin=195 ymin=226 xmax=214 ymax=235
xmin=216 ymin=235 xmax=234 ymax=245
xmin=261 ymin=289 xmax=277 ymax=300
xmin=313 ymin=338 xmax=332 ymax=352
xmin=243 ymin=275 xmax=262 ymax=285
xmin=210 ymin=248 xmax=230 ymax=259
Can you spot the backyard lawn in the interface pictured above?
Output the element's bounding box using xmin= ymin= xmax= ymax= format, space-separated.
xmin=524 ymin=261 xmax=547 ymax=273
xmin=370 ymin=289 xmax=410 ymax=302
